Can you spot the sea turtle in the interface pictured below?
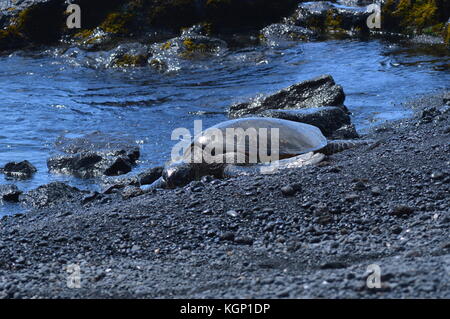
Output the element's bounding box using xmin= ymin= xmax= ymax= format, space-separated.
xmin=143 ymin=117 xmax=370 ymax=190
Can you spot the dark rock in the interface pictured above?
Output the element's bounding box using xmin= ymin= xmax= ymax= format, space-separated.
xmin=430 ymin=171 xmax=446 ymax=181
xmin=22 ymin=182 xmax=83 ymax=208
xmin=260 ymin=23 xmax=316 ymax=44
xmin=229 ymin=75 xmax=346 ymax=118
xmin=150 ymin=33 xmax=228 ymax=63
xmin=281 ymin=183 xmax=301 ymax=196
xmin=290 ymin=1 xmax=371 ymax=34
xmin=48 ymin=132 xmax=140 ymax=178
xmin=353 ymin=181 xmax=367 ymax=191
xmin=138 ymin=166 xmax=164 ymax=186
xmin=390 ymin=205 xmax=415 ymax=217
xmin=121 ymin=186 xmax=144 ymax=200
xmin=234 ymin=236 xmax=254 ymax=245
xmin=2 ymin=160 xmax=37 ymax=180
xmin=280 ymin=186 xmax=295 ymax=197
xmin=219 ymin=232 xmax=235 ymax=241
xmin=258 ymin=106 xmax=353 ymax=137
xmin=320 ymin=261 xmax=347 ymax=269
xmin=0 ymin=184 xmax=22 ymax=202
xmin=391 ymin=225 xmax=403 ymax=235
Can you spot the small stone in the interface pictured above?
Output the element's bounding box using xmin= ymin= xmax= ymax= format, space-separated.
xmin=391 ymin=225 xmax=402 ymax=234
xmin=281 ymin=185 xmax=296 ymax=196
xmin=220 ymin=232 xmax=235 ymax=241
xmin=226 ymin=210 xmax=238 ymax=218
xmin=345 ymin=193 xmax=360 ymax=202
xmin=234 ymin=236 xmax=254 ymax=245
xmin=131 ymin=245 xmax=141 ymax=252
xmin=391 ymin=205 xmax=415 ymax=217
xmin=353 ymin=181 xmax=367 ymax=191
xmin=370 ymin=186 xmax=382 ymax=196
xmin=431 ymin=171 xmax=445 ymax=180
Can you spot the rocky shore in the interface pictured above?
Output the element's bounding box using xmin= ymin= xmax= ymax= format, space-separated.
xmin=0 ymin=91 xmax=448 ymax=298
xmin=1 ymin=1 xmax=449 ymax=69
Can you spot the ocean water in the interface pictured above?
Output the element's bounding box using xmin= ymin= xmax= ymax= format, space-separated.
xmin=0 ymin=38 xmax=449 ymax=215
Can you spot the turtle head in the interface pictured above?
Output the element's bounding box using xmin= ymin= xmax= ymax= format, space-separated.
xmin=162 ymin=161 xmax=196 ymax=188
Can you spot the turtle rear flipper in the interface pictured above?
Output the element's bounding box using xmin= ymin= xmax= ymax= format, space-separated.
xmin=319 ymin=139 xmax=375 ymax=155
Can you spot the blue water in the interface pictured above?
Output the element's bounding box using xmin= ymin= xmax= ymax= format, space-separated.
xmin=0 ymin=38 xmax=449 ymax=215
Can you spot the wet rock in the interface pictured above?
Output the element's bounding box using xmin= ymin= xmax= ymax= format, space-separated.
xmin=48 ymin=132 xmax=140 ymax=178
xmin=70 ymin=27 xmax=114 ymax=51
xmin=107 ymin=42 xmax=151 ymax=68
xmin=258 ymin=106 xmax=353 ymax=137
xmin=151 ymin=33 xmax=228 ymax=62
xmin=22 ymin=182 xmax=83 ymax=208
xmin=0 ymin=185 xmax=22 ymax=203
xmin=137 ymin=167 xmax=164 ymax=186
xmin=290 ymin=1 xmax=371 ymax=34
xmin=260 ymin=23 xmax=316 ymax=45
xmin=370 ymin=186 xmax=382 ymax=196
xmin=1 ymin=160 xmax=37 ymax=180
xmin=229 ymin=74 xmax=346 ymax=118
xmin=332 ymin=124 xmax=359 ymax=139
xmin=420 ymin=107 xmax=440 ymax=123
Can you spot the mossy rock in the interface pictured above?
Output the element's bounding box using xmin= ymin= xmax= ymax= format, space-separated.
xmin=15 ymin=2 xmax=66 ymax=43
xmin=443 ymin=20 xmax=450 ymax=44
xmin=100 ymin=12 xmax=134 ymax=35
xmin=382 ymin=0 xmax=449 ymax=36
xmin=112 ymin=54 xmax=148 ymax=67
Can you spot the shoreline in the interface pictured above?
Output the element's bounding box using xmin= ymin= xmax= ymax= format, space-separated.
xmin=0 ymin=90 xmax=449 ymax=298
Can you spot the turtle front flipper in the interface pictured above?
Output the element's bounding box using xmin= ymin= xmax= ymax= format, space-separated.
xmin=319 ymin=139 xmax=375 ymax=155
xmin=140 ymin=176 xmax=167 ymax=192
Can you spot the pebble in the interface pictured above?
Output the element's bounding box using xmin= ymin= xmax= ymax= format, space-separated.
xmin=353 ymin=181 xmax=367 ymax=191
xmin=226 ymin=210 xmax=238 ymax=218
xmin=430 ymin=171 xmax=445 ymax=180
xmin=391 ymin=205 xmax=415 ymax=217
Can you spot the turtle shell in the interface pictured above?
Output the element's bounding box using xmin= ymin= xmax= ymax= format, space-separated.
xmin=189 ymin=117 xmax=327 ymax=162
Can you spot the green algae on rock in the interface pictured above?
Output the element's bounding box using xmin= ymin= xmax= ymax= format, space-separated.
xmin=382 ymin=0 xmax=450 ymax=42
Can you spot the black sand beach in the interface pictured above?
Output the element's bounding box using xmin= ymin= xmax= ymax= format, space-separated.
xmin=0 ymin=91 xmax=448 ymax=299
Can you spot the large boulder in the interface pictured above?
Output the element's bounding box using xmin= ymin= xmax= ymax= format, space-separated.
xmin=1 ymin=160 xmax=37 ymax=180
xmin=228 ymin=74 xmax=346 ymax=118
xmin=47 ymin=132 xmax=140 ymax=179
xmin=257 ymin=106 xmax=358 ymax=138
